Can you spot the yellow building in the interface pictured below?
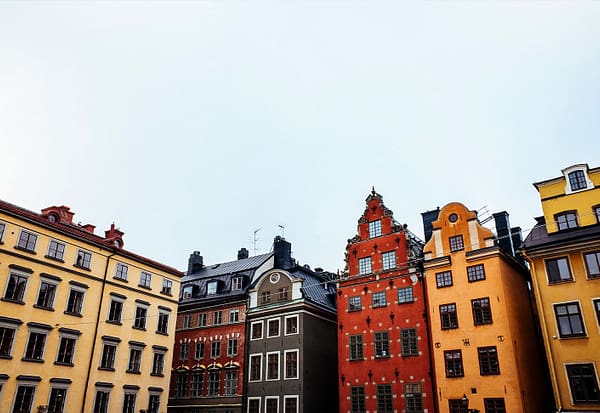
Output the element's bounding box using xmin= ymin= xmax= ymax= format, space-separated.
xmin=521 ymin=164 xmax=600 ymax=412
xmin=0 ymin=200 xmax=182 ymax=413
xmin=422 ymin=202 xmax=549 ymax=413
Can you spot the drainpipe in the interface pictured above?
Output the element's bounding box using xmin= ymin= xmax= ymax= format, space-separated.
xmin=81 ymin=251 xmax=116 ymax=413
xmin=520 ymin=249 xmax=561 ymax=412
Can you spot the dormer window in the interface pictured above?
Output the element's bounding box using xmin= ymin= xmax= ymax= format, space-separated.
xmin=594 ymin=206 xmax=600 ymax=223
xmin=369 ymin=220 xmax=382 ymax=238
xmin=555 ymin=211 xmax=578 ymax=230
xmin=231 ymin=277 xmax=243 ymax=291
xmin=563 ymin=164 xmax=593 ymax=194
xmin=207 ymin=281 xmax=218 ymax=295
xmin=568 ymin=170 xmax=587 ymax=191
xmin=182 ymin=285 xmax=194 ymax=299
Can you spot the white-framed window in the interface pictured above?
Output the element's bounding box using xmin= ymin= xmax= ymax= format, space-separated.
xmin=107 ymin=294 xmax=125 ymax=324
xmin=122 ymin=386 xmax=138 ymax=413
xmin=161 ymin=278 xmax=173 ymax=295
xmin=565 ymin=362 xmax=600 ymax=403
xmin=139 ymin=272 xmax=152 ymax=289
xmin=284 ymin=349 xmax=299 ymax=379
xmin=12 ymin=379 xmax=39 ymax=413
xmin=194 ymin=342 xmax=204 ymax=360
xmin=265 ymin=396 xmax=279 ymax=413
xmin=227 ymin=338 xmax=238 ymax=356
xmin=199 ymin=313 xmax=207 ymax=327
xmin=55 ymin=328 xmax=80 ymax=365
xmin=99 ymin=337 xmax=119 ymax=370
xmin=0 ymin=221 xmax=6 ymax=242
xmin=48 ymin=380 xmax=69 ymax=413
xmin=554 ymin=301 xmax=587 ymax=338
xmin=157 ymin=309 xmax=170 ymax=334
xmin=75 ymin=249 xmax=92 ymax=269
xmin=16 ymin=229 xmax=38 ymax=252
xmin=247 ymin=397 xmax=261 ymax=413
xmin=266 ymin=351 xmax=280 ymax=381
xmin=285 ymin=315 xmax=299 ymax=335
xmin=283 ymin=395 xmax=299 ymax=413
xmin=23 ymin=324 xmax=51 ymax=361
xmin=134 ymin=301 xmax=149 ymax=329
xmin=65 ymin=284 xmax=86 ymax=315
xmin=369 ymin=220 xmax=382 ymax=238
xmin=563 ymin=165 xmax=593 ymax=194
xmin=115 ymin=263 xmax=128 ymax=280
xmin=229 ymin=309 xmax=240 ymax=323
xmin=250 ymin=321 xmax=263 ymax=340
xmin=382 ymin=251 xmax=396 ymax=271
xmin=4 ymin=268 xmax=31 ymax=303
xmin=207 ymin=281 xmax=218 ymax=295
xmin=182 ymin=315 xmax=192 ymax=329
xmin=213 ymin=310 xmax=223 ymax=325
xmin=224 ymin=370 xmax=238 ymax=396
xmin=127 ymin=342 xmax=144 ymax=373
xmin=147 ymin=391 xmax=161 ymax=413
xmin=93 ymin=385 xmax=111 ymax=413
xmin=358 ymin=257 xmax=372 ymax=275
xmin=232 ymin=277 xmax=243 ymax=291
xmin=249 ymin=353 xmax=263 ymax=382
xmin=372 ymin=291 xmax=387 ymax=308
xmin=267 ymin=318 xmax=280 ymax=338
xmin=210 ymin=340 xmax=221 ymax=358
xmin=35 ymin=276 xmax=59 ymax=310
xmin=47 ymin=239 xmax=66 ymax=261
xmin=152 ymin=346 xmax=167 ymax=376
xmin=0 ymin=316 xmax=22 ymax=358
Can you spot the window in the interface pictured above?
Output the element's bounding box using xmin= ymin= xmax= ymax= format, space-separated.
xmin=208 ymin=370 xmax=220 ymax=396
xmin=268 ymin=319 xmax=280 ymax=337
xmin=266 ymin=398 xmax=279 ymax=413
xmin=369 ymin=220 xmax=382 ymax=238
xmin=0 ymin=323 xmax=18 ymax=358
xmin=24 ymin=329 xmax=47 ymax=361
xmin=75 ymin=250 xmax=91 ymax=269
xmin=484 ymin=398 xmax=506 ymax=413
xmin=350 ymin=386 xmax=366 ymax=413
xmin=157 ymin=311 xmax=169 ymax=334
xmin=284 ymin=396 xmax=298 ymax=413
xmin=267 ymin=352 xmax=279 ymax=380
xmin=251 ymin=321 xmax=263 ymax=340
xmin=546 ymin=257 xmax=573 ymax=283
xmin=285 ymin=315 xmax=298 ymax=334
xmin=182 ymin=315 xmax=192 ymax=329
xmin=230 ymin=309 xmax=239 ymax=323
xmin=584 ymin=251 xmax=600 ymax=279
xmin=595 ymin=300 xmax=600 ymax=328
xmin=348 ymin=296 xmax=362 ymax=311
xmin=175 ymin=372 xmax=187 ymax=397
xmin=152 ymin=351 xmax=165 ymax=375
xmin=249 ymin=354 xmax=262 ymax=381
xmin=444 ymin=350 xmax=464 ymax=377
xmin=405 ymin=383 xmax=423 ymax=413
xmin=127 ymin=346 xmax=143 ymax=373
xmin=285 ymin=350 xmax=298 ymax=379
xmin=107 ymin=298 xmax=124 ymax=324
xmin=122 ymin=391 xmax=136 ymax=413
xmin=199 ymin=313 xmax=207 ymax=327
xmin=4 ymin=270 xmax=29 ymax=302
xmin=36 ymin=279 xmax=57 ymax=309
xmin=436 ymin=271 xmax=453 ymax=288
xmin=566 ymin=363 xmax=600 ymax=403
xmin=56 ymin=334 xmax=77 ymax=365
xmin=211 ymin=341 xmax=221 ymax=358
xmin=139 ymin=272 xmax=152 ymax=288
xmin=556 ymin=211 xmax=578 ymax=230
xmin=449 ymin=400 xmax=463 ymax=413
xmin=554 ymin=302 xmax=586 ymax=337
xmin=568 ymin=170 xmax=588 ymax=191
xmin=372 ymin=291 xmax=387 ymax=308
xmin=467 ymin=264 xmax=486 ymax=282
xmin=595 ymin=205 xmax=600 ymax=223
xmin=358 ymin=257 xmax=372 ymax=275
xmin=472 ymin=297 xmax=493 ymax=325
xmin=349 ymin=335 xmax=363 ymax=360
xmin=261 ymin=290 xmax=271 ymax=304
xmin=374 ymin=331 xmax=389 ymax=358
xmin=134 ymin=305 xmax=148 ymax=329
xmin=478 ymin=346 xmax=500 ymax=375
xmin=401 ymin=328 xmax=418 ymax=356
xmin=147 ymin=393 xmax=160 ymax=413
xmin=100 ymin=342 xmax=117 ymax=370
xmin=194 ymin=342 xmax=204 ymax=360
xmin=449 ymin=235 xmax=464 ymax=252
xmin=440 ymin=303 xmax=458 ymax=329
xmin=48 ymin=386 xmax=68 ymax=413
xmin=93 ymin=389 xmax=110 ymax=413
xmin=278 ymin=286 xmax=289 ymax=300
xmin=398 ymin=286 xmax=414 ymax=304
xmin=190 ymin=371 xmax=203 ymax=397
xmin=17 ymin=230 xmax=37 ymax=251
xmin=377 ymin=384 xmax=393 ymax=413
xmin=0 ymin=222 xmax=5 ymax=241
xmin=65 ymin=287 xmax=85 ymax=315
xmin=213 ymin=311 xmax=222 ymax=325
xmin=161 ymin=278 xmax=173 ymax=295
xmin=248 ymin=399 xmax=261 ymax=413
xmin=47 ymin=240 xmax=65 ymax=260
xmin=382 ymin=251 xmax=396 ymax=270
xmin=180 ymin=343 xmax=189 ymax=360
xmin=115 ymin=263 xmax=128 ymax=280
xmin=231 ymin=277 xmax=243 ymax=290
xmin=224 ymin=370 xmax=238 ymax=395
xmin=12 ymin=384 xmax=37 ymax=413
xmin=207 ymin=281 xmax=218 ymax=295
xmin=227 ymin=338 xmax=238 ymax=356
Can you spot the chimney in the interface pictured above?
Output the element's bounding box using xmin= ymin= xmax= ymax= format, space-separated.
xmin=511 ymin=227 xmax=523 ymax=251
xmin=493 ymin=211 xmax=514 ymax=256
xmin=187 ymin=251 xmax=204 ymax=275
xmin=421 ymin=208 xmax=440 ymax=242
xmin=273 ymin=236 xmax=293 ymax=269
xmin=237 ymin=248 xmax=249 ymax=260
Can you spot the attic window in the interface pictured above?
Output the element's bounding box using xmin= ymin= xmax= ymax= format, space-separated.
xmin=563 ymin=165 xmax=593 ymax=194
xmin=231 ymin=277 xmax=243 ymax=291
xmin=568 ymin=170 xmax=587 ymax=191
xmin=207 ymin=281 xmax=218 ymax=295
xmin=48 ymin=213 xmax=58 ymax=223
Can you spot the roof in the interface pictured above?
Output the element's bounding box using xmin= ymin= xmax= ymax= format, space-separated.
xmin=182 ymin=253 xmax=273 ymax=282
xmin=521 ymin=216 xmax=600 ymax=251
xmin=0 ymin=199 xmax=182 ymax=276
xmin=292 ymin=267 xmax=337 ymax=310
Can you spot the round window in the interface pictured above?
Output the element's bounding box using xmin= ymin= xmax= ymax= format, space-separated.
xmin=269 ymin=273 xmax=280 ymax=284
xmin=449 ymin=213 xmax=458 ymax=223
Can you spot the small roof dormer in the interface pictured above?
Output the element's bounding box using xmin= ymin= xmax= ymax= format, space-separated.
xmin=104 ymin=223 xmax=124 ymax=248
xmin=41 ymin=205 xmax=75 ymax=225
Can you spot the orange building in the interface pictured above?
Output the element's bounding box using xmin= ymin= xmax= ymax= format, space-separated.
xmin=422 ymin=202 xmax=549 ymax=413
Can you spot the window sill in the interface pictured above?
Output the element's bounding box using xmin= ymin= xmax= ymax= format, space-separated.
xmin=33 ymin=305 xmax=55 ymax=311
xmin=113 ymin=277 xmax=128 ymax=283
xmin=45 ymin=255 xmax=65 ymax=262
xmin=0 ymin=355 xmax=13 ymax=360
xmin=106 ymin=321 xmax=122 ymax=326
xmin=54 ymin=361 xmax=74 ymax=367
xmin=151 ymin=373 xmax=164 ymax=377
xmin=22 ymin=357 xmax=45 ymax=363
xmin=126 ymin=370 xmax=142 ymax=375
xmin=374 ymin=355 xmax=391 ymax=359
xmin=132 ymin=326 xmax=147 ymax=331
xmin=138 ymin=284 xmax=152 ymax=290
xmin=156 ymin=331 xmax=169 ymax=336
xmin=398 ymin=301 xmax=415 ymax=305
xmin=548 ymin=279 xmax=574 ymax=285
xmin=348 ymin=309 xmax=362 ymax=312
xmin=73 ymin=264 xmax=91 ymax=271
xmin=98 ymin=367 xmax=115 ymax=372
xmin=14 ymin=245 xmax=36 ymax=254
xmin=349 ymin=358 xmax=364 ymax=362
xmin=558 ymin=334 xmax=588 ymax=339
xmin=401 ymin=353 xmax=419 ymax=357
xmin=372 ymin=305 xmax=388 ymax=309
xmin=1 ymin=298 xmax=25 ymax=305
xmin=64 ymin=311 xmax=83 ymax=317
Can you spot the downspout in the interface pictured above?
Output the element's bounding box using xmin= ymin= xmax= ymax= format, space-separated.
xmin=521 ymin=249 xmax=561 ymax=412
xmin=420 ymin=267 xmax=440 ymax=413
xmin=81 ymin=251 xmax=116 ymax=413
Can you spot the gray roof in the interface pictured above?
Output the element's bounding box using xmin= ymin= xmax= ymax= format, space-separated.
xmin=522 ymin=216 xmax=600 ymax=251
xmin=182 ymin=252 xmax=273 ymax=282
xmin=289 ymin=267 xmax=337 ymax=311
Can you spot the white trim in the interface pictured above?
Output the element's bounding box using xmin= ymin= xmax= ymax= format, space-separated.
xmin=563 ymin=164 xmax=593 ymax=194
xmin=75 ymin=248 xmax=93 ymax=269
xmin=248 ymin=353 xmax=263 ymax=382
xmin=283 ymin=349 xmax=299 ymax=380
xmin=0 ymin=221 xmax=6 ymax=242
xmin=11 ymin=380 xmax=39 ymax=413
xmin=592 ymin=297 xmax=600 ymax=336
xmin=265 ymin=351 xmax=280 ymax=381
xmin=46 ymin=239 xmax=66 ymax=260
xmin=284 ymin=314 xmax=299 ymax=335
xmin=552 ymin=299 xmax=588 ymax=339
xmin=247 ymin=397 xmax=261 ymax=413
xmin=4 ymin=268 xmax=31 ymax=302
xmin=563 ymin=361 xmax=600 ymax=405
xmin=250 ymin=320 xmax=264 ymax=340
xmin=283 ymin=394 xmax=299 ymax=413
xmin=16 ymin=228 xmax=38 ymax=251
xmin=0 ymin=320 xmax=20 ymax=357
xmin=267 ymin=318 xmax=281 ymax=338
xmin=264 ymin=396 xmax=279 ymax=413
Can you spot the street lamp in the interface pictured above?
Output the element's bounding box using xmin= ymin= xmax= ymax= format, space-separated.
xmin=460 ymin=394 xmax=480 ymax=413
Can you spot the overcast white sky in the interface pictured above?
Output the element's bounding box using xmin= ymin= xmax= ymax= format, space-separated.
xmin=1 ymin=1 xmax=599 ymax=273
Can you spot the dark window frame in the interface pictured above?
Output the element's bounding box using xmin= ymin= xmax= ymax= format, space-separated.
xmin=436 ymin=271 xmax=453 ymax=288
xmin=467 ymin=264 xmax=486 ymax=282
xmin=566 ymin=363 xmax=600 ymax=403
xmin=584 ymin=251 xmax=600 ymax=279
xmin=568 ymin=170 xmax=588 ymax=191
xmin=449 ymin=235 xmax=464 ymax=252
xmin=555 ymin=211 xmax=579 ymax=230
xmin=440 ymin=303 xmax=458 ymax=329
xmin=374 ymin=331 xmax=390 ymax=358
xmin=554 ymin=302 xmax=586 ymax=338
xmin=546 ymin=257 xmax=573 ymax=283
xmin=444 ymin=349 xmax=464 ymax=378
xmin=349 ymin=335 xmax=364 ymax=360
xmin=401 ymin=328 xmax=418 ymax=356
xmin=472 ymin=297 xmax=493 ymax=325
xmin=478 ymin=346 xmax=500 ymax=375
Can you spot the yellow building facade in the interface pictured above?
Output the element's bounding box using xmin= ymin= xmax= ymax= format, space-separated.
xmin=521 ymin=164 xmax=600 ymax=411
xmin=0 ymin=200 xmax=182 ymax=413
xmin=422 ymin=202 xmax=549 ymax=413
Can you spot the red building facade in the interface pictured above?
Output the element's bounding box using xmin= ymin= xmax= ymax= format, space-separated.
xmin=337 ymin=190 xmax=435 ymax=413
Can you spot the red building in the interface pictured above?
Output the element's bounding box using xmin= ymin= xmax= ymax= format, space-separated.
xmin=337 ymin=189 xmax=435 ymax=413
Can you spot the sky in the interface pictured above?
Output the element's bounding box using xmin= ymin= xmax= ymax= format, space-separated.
xmin=1 ymin=1 xmax=599 ymax=274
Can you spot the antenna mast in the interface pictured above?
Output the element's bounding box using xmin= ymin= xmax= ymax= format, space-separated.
xmin=253 ymin=228 xmax=261 ymax=256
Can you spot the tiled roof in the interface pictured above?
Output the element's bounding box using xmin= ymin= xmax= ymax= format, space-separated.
xmin=0 ymin=199 xmax=182 ymax=276
xmin=182 ymin=253 xmax=273 ymax=281
xmin=294 ymin=268 xmax=337 ymax=310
